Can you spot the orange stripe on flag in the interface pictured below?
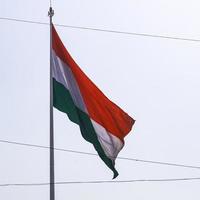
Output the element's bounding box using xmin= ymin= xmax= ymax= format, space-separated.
xmin=52 ymin=25 xmax=135 ymax=142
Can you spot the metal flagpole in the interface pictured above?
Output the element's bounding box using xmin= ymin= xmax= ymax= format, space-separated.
xmin=48 ymin=6 xmax=55 ymax=200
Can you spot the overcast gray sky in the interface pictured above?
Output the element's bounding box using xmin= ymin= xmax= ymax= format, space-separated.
xmin=1 ymin=0 xmax=200 ymax=199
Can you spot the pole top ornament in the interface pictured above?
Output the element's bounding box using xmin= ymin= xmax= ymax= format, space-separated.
xmin=48 ymin=7 xmax=54 ymax=17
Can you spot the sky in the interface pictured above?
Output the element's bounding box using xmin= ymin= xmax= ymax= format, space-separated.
xmin=1 ymin=0 xmax=200 ymax=199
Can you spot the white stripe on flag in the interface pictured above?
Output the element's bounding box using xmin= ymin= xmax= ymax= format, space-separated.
xmin=52 ymin=50 xmax=87 ymax=113
xmin=52 ymin=50 xmax=124 ymax=161
xmin=91 ymin=120 xmax=124 ymax=161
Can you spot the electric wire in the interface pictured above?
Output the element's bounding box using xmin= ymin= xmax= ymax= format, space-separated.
xmin=1 ymin=14 xmax=200 ymax=188
xmin=0 ymin=139 xmax=200 ymax=170
xmin=0 ymin=16 xmax=200 ymax=43
xmin=0 ymin=177 xmax=200 ymax=187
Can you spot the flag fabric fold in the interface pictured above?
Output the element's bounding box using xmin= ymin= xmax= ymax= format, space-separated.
xmin=52 ymin=24 xmax=135 ymax=178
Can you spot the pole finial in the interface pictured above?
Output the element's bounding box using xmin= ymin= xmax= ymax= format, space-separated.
xmin=48 ymin=7 xmax=54 ymax=17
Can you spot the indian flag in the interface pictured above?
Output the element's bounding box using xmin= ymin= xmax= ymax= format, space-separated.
xmin=52 ymin=24 xmax=135 ymax=178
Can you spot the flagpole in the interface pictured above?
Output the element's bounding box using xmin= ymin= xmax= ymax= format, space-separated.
xmin=48 ymin=6 xmax=55 ymax=200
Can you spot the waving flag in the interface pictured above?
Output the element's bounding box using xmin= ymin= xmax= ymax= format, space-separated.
xmin=52 ymin=25 xmax=135 ymax=178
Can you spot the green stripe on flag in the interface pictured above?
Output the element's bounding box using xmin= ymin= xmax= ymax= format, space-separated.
xmin=53 ymin=78 xmax=118 ymax=178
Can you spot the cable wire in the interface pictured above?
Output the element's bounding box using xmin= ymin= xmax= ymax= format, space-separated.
xmin=1 ymin=15 xmax=200 ymax=188
xmin=0 ymin=177 xmax=200 ymax=187
xmin=1 ymin=139 xmax=200 ymax=170
xmin=1 ymin=16 xmax=200 ymax=43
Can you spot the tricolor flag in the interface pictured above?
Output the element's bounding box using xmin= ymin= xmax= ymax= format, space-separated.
xmin=52 ymin=24 xmax=135 ymax=178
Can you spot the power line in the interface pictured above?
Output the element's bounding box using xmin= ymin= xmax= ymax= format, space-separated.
xmin=0 ymin=17 xmax=48 ymax=26
xmin=1 ymin=16 xmax=200 ymax=43
xmin=1 ymin=15 xmax=199 ymax=190
xmin=0 ymin=177 xmax=200 ymax=187
xmin=1 ymin=139 xmax=200 ymax=170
